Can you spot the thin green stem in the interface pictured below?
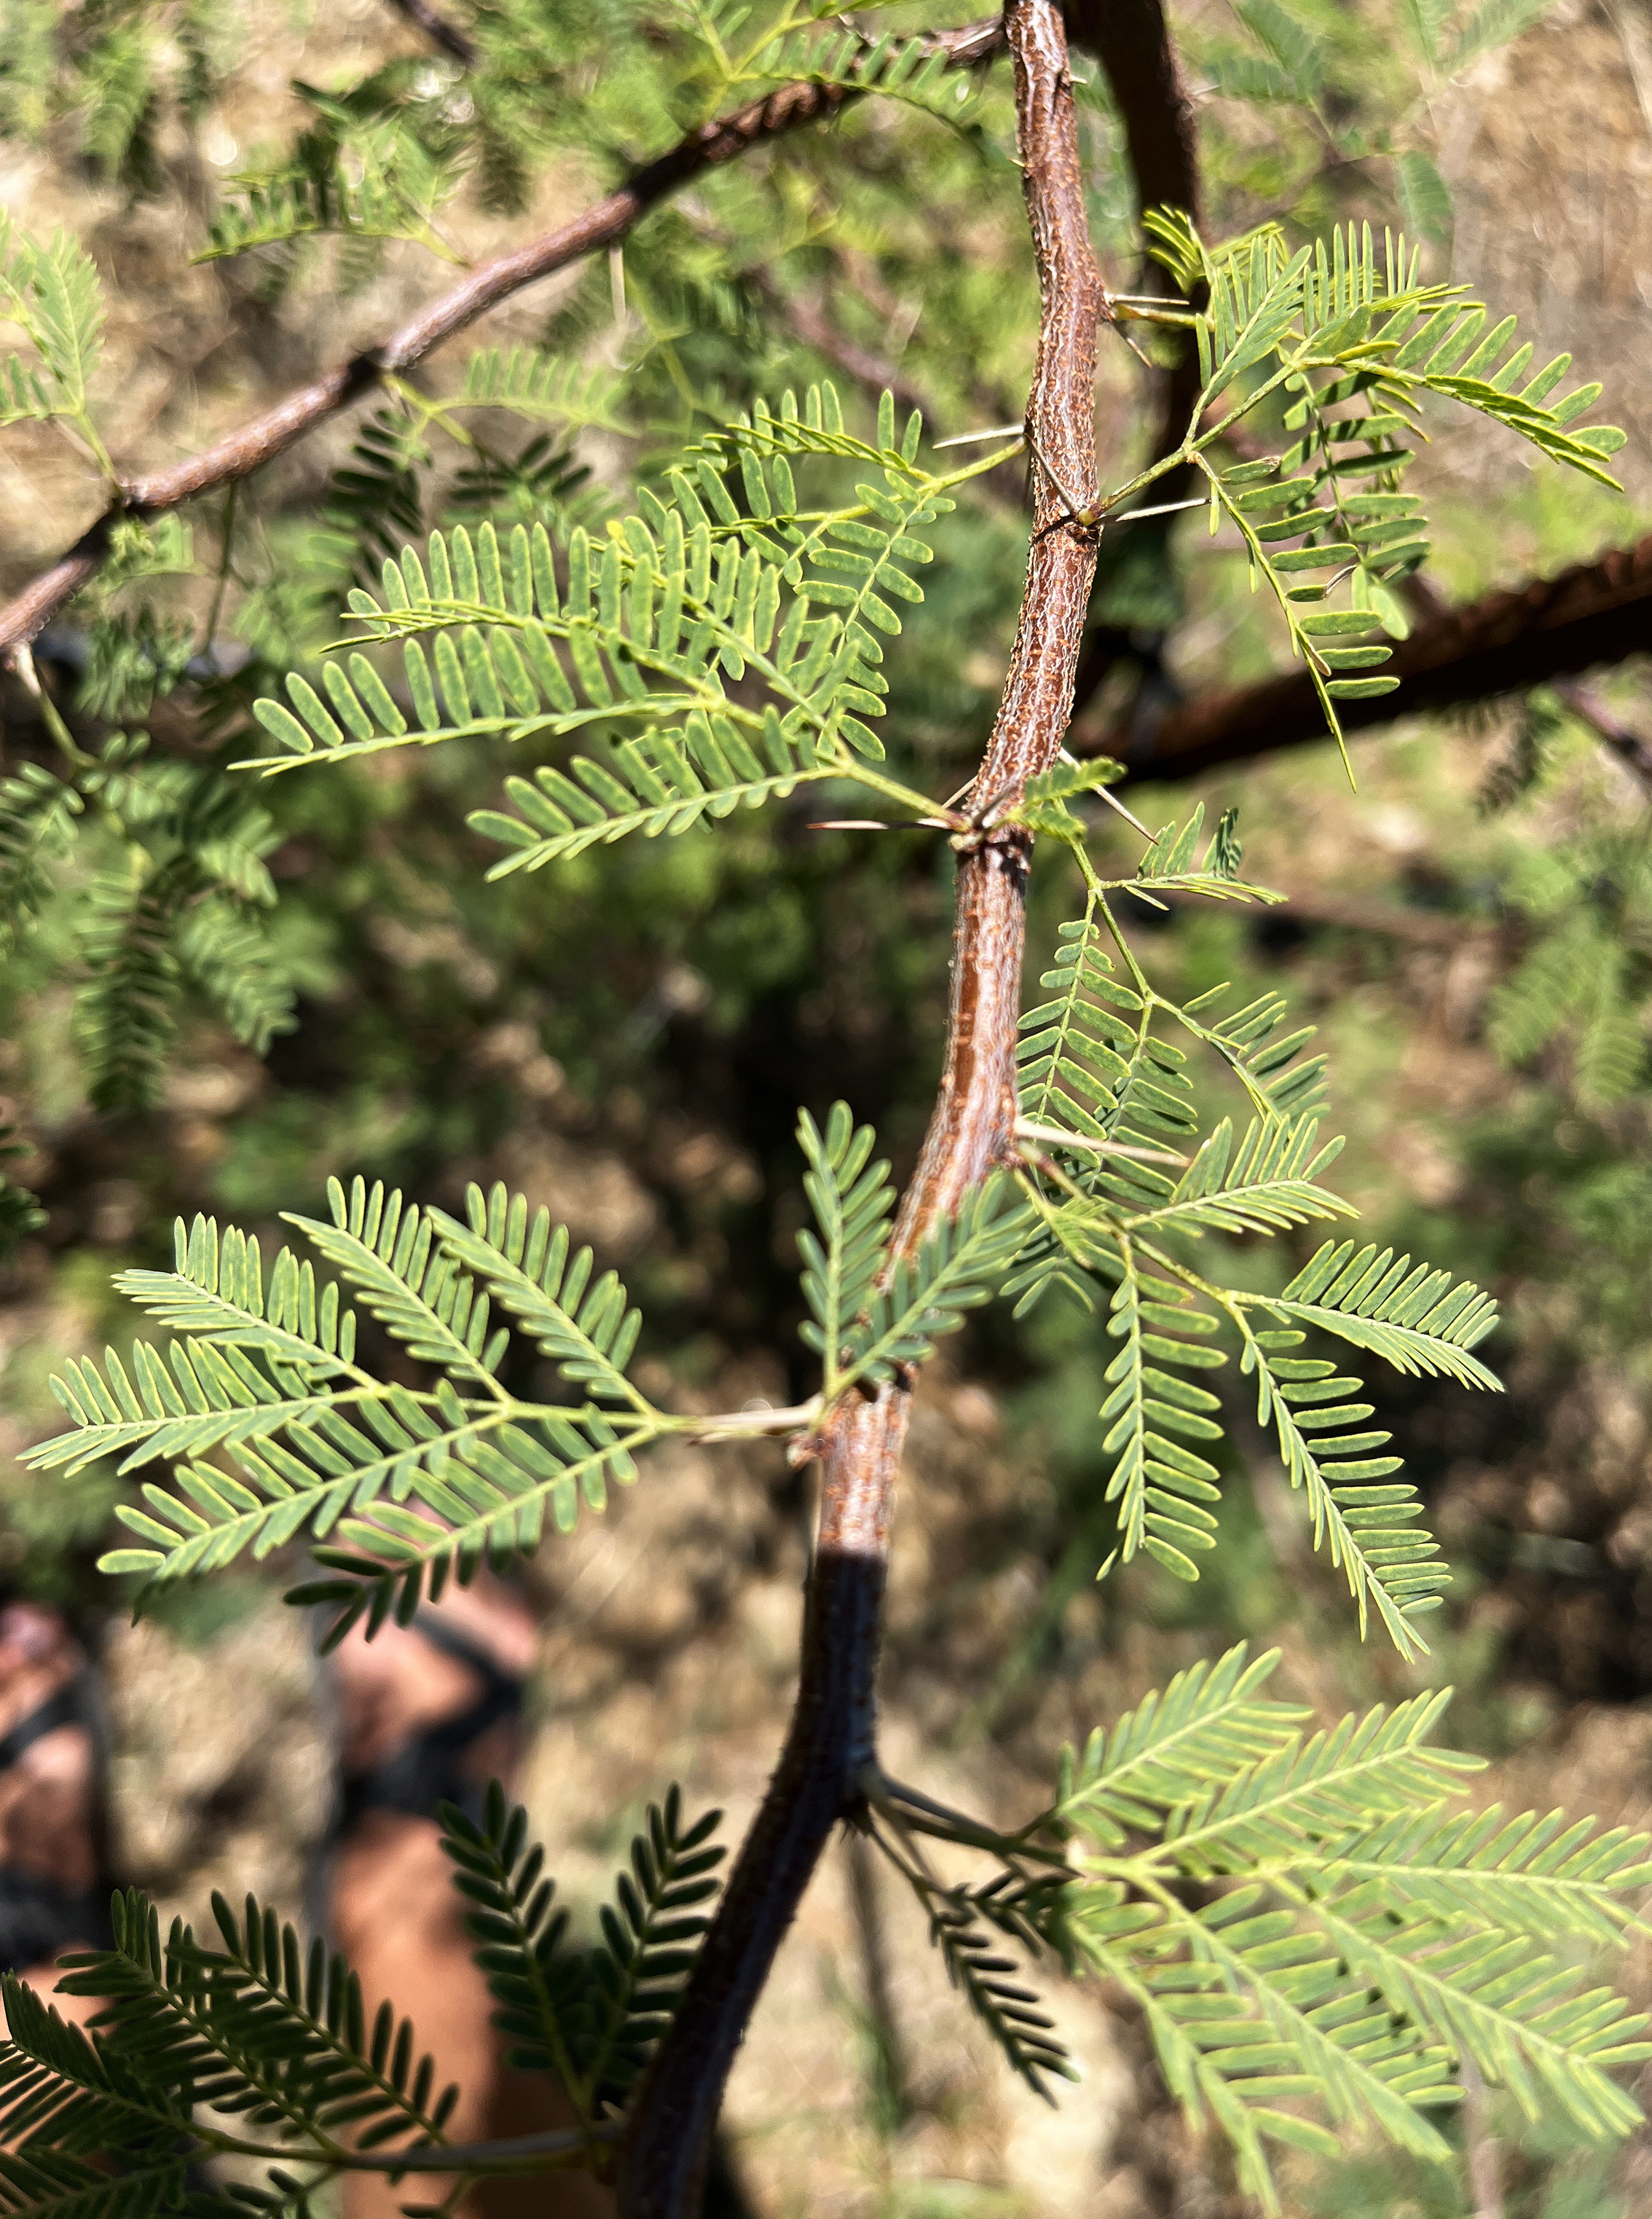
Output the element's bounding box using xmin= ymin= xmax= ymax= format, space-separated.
xmin=201 ymin=482 xmax=237 ymax=660
xmin=13 ymin=645 xmax=93 ymax=770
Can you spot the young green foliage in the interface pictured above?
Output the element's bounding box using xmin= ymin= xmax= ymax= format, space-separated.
xmin=4 ymin=15 xmax=1646 ymax=2203
xmin=796 ymin=1103 xmax=896 ymax=1395
xmin=24 ymin=1182 xmax=672 ymax=1645
xmin=438 ymin=1781 xmax=725 ymax=2121
xmin=1136 ymin=213 xmax=1625 ymax=772
xmin=1037 ymin=1645 xmax=1652 ymax=2212
xmin=240 ymin=385 xmax=978 ymax=873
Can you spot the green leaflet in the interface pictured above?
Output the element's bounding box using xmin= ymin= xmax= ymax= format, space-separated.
xmin=25 ymin=1193 xmax=667 ymax=1640
xmin=426 ymin=1179 xmax=649 ymax=1410
xmin=1099 ymin=1270 xmax=1227 ymax=1582
xmin=1045 ymin=1649 xmax=1652 ymax=2210
xmin=1124 ymin=1114 xmax=1353 ymax=1238
xmin=438 ymin=1781 xmax=724 ymax=2115
xmin=240 ymin=390 xmax=949 ymax=867
xmin=2 ymin=738 xmax=293 ymax=1111
xmin=1055 ymin=1643 xmax=1309 ymax=1844
xmin=0 ymin=215 xmax=104 ymax=428
xmin=728 ymin=23 xmax=992 ymax=123
xmin=1238 ymin=1330 xmax=1448 ymax=1654
xmin=795 ymin=1102 xmax=895 ymax=1394
xmin=1267 ymin=1238 xmax=1500 ymax=1386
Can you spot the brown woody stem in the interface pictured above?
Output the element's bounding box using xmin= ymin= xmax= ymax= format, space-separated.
xmin=1080 ymin=530 xmax=1652 ymax=781
xmin=1064 ymin=0 xmax=1204 ymax=725
xmin=613 ymin=4 xmax=1103 ymax=2209
xmin=0 ymin=21 xmax=1002 ymax=664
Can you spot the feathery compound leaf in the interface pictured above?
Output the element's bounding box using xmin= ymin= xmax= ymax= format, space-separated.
xmin=919 ymin=1888 xmax=1075 ymax=2100
xmin=1016 ymin=898 xmax=1142 ymax=1143
xmin=1238 ymin=1328 xmax=1448 ymax=1657
xmin=1157 ymin=1689 xmax=1481 ymax=1871
xmin=6 ymin=1885 xmax=458 ymax=2191
xmin=426 ymin=1181 xmax=651 ymax=1410
xmin=288 ymin=1177 xmax=511 ymax=1394
xmin=1313 ymin=1801 xmax=1652 ymax=1949
xmin=0 ymin=763 xmax=81 ymax=943
xmin=840 ymin=1175 xmax=1031 ymax=1391
xmin=1054 ymin=1643 xmax=1308 ymax=1846
xmin=456 ymin=349 xmax=629 ymax=433
xmin=0 ymin=221 xmax=105 ymax=417
xmin=1267 ymin=1238 xmax=1500 ymax=1385
xmin=26 ymin=1198 xmax=667 ymax=1627
xmin=438 ymin=1780 xmax=724 ymax=2118
xmin=581 ymin=1784 xmax=726 ymax=2100
xmin=239 ymin=425 xmax=947 ymax=863
xmin=1123 ymin=1115 xmax=1353 ymax=1238
xmin=71 ymin=857 xmax=190 ymax=1115
xmin=1055 ymin=1665 xmax=1651 ymax=2208
xmin=795 ymin=1102 xmax=894 ymax=1393
xmin=1098 ymin=1268 xmax=1227 ymax=1584
xmin=732 ymin=24 xmax=993 ymax=123
xmin=1168 ymin=217 xmax=1624 ymax=774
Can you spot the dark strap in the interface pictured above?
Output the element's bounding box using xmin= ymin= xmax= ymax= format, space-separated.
xmin=337 ymin=1613 xmax=522 ymax=1833
xmin=0 ymin=1680 xmax=83 ymax=1774
xmin=0 ymin=1872 xmax=111 ymax=1972
xmin=0 ymin=1673 xmax=110 ymax=1972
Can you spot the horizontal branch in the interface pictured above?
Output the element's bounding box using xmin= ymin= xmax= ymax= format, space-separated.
xmin=384 ymin=0 xmax=478 ymax=67
xmin=0 ymin=19 xmax=1004 ymax=663
xmin=1081 ymin=531 xmax=1652 ymax=782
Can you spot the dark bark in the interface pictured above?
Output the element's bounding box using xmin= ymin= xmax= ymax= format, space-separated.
xmin=1078 ymin=531 xmax=1652 ymax=782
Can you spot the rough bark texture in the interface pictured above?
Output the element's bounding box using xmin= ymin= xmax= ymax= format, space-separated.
xmin=612 ymin=3 xmax=1104 ymax=2210
xmin=1085 ymin=530 xmax=1652 ymax=781
xmin=1064 ymin=0 xmax=1203 ymax=725
xmin=0 ymin=21 xmax=1002 ymax=663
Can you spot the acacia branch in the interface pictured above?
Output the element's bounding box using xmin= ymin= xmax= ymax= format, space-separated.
xmin=0 ymin=20 xmax=1003 ymax=664
xmin=1065 ymin=0 xmax=1203 ymax=710
xmin=613 ymin=4 xmax=1104 ymax=2210
xmin=1077 ymin=530 xmax=1652 ymax=781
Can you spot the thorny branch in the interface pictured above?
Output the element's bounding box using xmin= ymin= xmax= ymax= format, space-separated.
xmin=613 ymin=1 xmax=1104 ymax=2210
xmin=1065 ymin=0 xmax=1204 ymax=722
xmin=0 ymin=20 xmax=1003 ymax=665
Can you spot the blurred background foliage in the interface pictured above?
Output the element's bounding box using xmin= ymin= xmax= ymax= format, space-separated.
xmin=1 ymin=0 xmax=1652 ymax=2210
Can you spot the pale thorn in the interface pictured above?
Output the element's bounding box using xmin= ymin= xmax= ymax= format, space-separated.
xmin=1014 ymin=1119 xmax=1188 ymax=1165
xmin=1112 ymin=495 xmax=1208 ymax=525
xmin=807 ymin=817 xmax=959 ymax=833
xmin=1096 ymin=782 xmax=1153 ymax=838
xmin=1037 ymin=745 xmax=1150 ymax=836
xmin=931 ymin=423 xmax=1028 ymax=449
xmin=688 ymin=1396 xmax=820 ymax=1437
